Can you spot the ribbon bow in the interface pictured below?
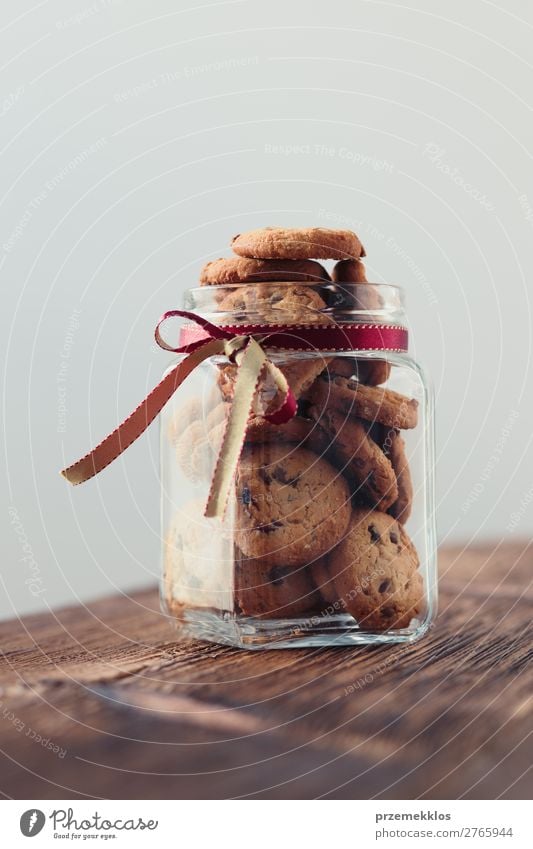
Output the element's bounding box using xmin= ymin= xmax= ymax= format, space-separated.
xmin=61 ymin=310 xmax=296 ymax=518
xmin=61 ymin=310 xmax=408 ymax=518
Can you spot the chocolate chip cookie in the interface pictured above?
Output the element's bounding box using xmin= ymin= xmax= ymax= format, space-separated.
xmin=383 ymin=430 xmax=414 ymax=524
xmin=234 ymin=552 xmax=325 ymax=618
xmin=328 ymin=507 xmax=423 ymax=629
xmin=235 ymin=443 xmax=351 ymax=568
xmin=327 ymin=356 xmax=391 ymax=387
xmin=218 ymin=282 xmax=327 ymax=323
xmin=245 ymin=414 xmax=330 ymax=455
xmin=308 ymin=406 xmax=398 ymax=510
xmin=218 ymin=350 xmax=334 ymax=415
xmin=231 ymin=226 xmax=365 ymax=261
xmin=200 ymin=256 xmax=330 ymax=285
xmin=307 ymin=375 xmax=418 ymax=429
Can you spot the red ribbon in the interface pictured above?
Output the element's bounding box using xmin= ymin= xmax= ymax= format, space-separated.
xmin=172 ymin=316 xmax=408 ymax=354
xmin=61 ymin=310 xmax=408 ymax=495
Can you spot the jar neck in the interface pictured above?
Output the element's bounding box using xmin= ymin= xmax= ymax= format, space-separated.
xmin=183 ymin=282 xmax=407 ymax=327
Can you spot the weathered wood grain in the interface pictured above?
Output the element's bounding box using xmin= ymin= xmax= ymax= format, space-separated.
xmin=0 ymin=543 xmax=531 ymax=799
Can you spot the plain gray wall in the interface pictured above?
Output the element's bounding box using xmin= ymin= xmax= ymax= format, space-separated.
xmin=2 ymin=0 xmax=532 ymax=620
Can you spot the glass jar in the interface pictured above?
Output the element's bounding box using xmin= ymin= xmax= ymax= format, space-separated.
xmin=160 ymin=281 xmax=437 ymax=648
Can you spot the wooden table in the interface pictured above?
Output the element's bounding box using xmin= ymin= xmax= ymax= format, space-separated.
xmin=0 ymin=543 xmax=531 ymax=799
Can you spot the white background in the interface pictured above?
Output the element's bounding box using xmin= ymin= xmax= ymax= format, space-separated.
xmin=2 ymin=0 xmax=533 ymax=619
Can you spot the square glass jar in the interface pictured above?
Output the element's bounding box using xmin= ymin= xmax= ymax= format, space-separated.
xmin=160 ymin=282 xmax=437 ymax=648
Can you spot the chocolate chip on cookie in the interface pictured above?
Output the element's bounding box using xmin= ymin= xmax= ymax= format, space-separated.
xmin=235 ymin=443 xmax=351 ymax=568
xmin=328 ymin=507 xmax=423 ymax=629
xmin=231 ymin=226 xmax=365 ymax=261
xmin=308 ymin=406 xmax=398 ymax=511
xmin=307 ymin=375 xmax=418 ymax=429
xmin=200 ymin=256 xmax=330 ymax=285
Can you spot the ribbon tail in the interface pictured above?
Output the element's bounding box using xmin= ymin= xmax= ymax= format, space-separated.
xmin=61 ymin=338 xmax=224 ymax=485
xmin=205 ymin=339 xmax=269 ymax=518
xmin=262 ymin=363 xmax=297 ymax=425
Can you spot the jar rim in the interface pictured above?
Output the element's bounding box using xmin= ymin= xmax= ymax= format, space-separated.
xmin=185 ymin=281 xmax=404 ymax=295
xmin=183 ymin=281 xmax=407 ymax=323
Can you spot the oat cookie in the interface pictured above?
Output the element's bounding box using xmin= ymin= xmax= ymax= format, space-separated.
xmin=328 ymin=507 xmax=423 ymax=629
xmin=166 ymin=396 xmax=202 ymax=446
xmin=175 ymin=419 xmax=225 ymax=483
xmin=200 ymin=256 xmax=330 ymax=285
xmin=163 ymin=500 xmax=232 ymax=612
xmin=234 ymin=553 xmax=325 ymax=618
xmin=307 ymin=375 xmax=418 ymax=429
xmin=235 ymin=443 xmax=351 ymax=568
xmin=231 ymin=226 xmax=365 ymax=261
xmin=205 ymin=402 xmax=229 ymax=432
xmin=308 ymin=406 xmax=398 ymax=510
xmin=332 ymin=258 xmax=368 ymax=283
xmin=383 ymin=430 xmax=413 ymax=524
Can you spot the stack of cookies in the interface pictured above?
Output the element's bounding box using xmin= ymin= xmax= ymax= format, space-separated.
xmin=168 ymin=226 xmax=423 ymax=632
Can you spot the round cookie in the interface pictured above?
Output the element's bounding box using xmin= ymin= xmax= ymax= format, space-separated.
xmin=218 ymin=283 xmax=334 ymax=410
xmin=383 ymin=430 xmax=414 ymax=524
xmin=217 ymin=362 xmax=284 ymax=415
xmin=308 ymin=556 xmax=339 ymax=607
xmin=205 ymin=402 xmax=229 ymax=432
xmin=234 ymin=553 xmax=324 ymax=618
xmin=217 ymin=364 xmax=237 ymax=404
xmin=308 ymin=406 xmax=398 ymax=511
xmin=231 ymin=226 xmax=365 ymax=261
xmin=200 ymin=256 xmax=330 ymax=285
xmin=325 ymin=274 xmax=383 ymax=313
xmin=163 ymin=500 xmax=232 ymax=612
xmin=217 ymin=351 xmax=333 ymax=417
xmin=245 ymin=414 xmax=330 ymax=456
xmin=328 ymin=507 xmax=423 ymax=630
xmin=218 ymin=282 xmax=327 ymax=322
xmin=235 ymin=443 xmax=351 ymax=568
xmin=359 ymin=361 xmax=392 ymax=386
xmin=327 ymin=357 xmax=391 ymax=387
xmin=175 ymin=419 xmax=225 ymax=484
xmin=327 ymin=357 xmax=357 ymax=379
xmin=332 ymin=258 xmax=368 ymax=283
xmin=166 ymin=396 xmax=202 ymax=446
xmin=276 ymin=351 xmax=335 ymax=401
xmin=307 ymin=375 xmax=418 ymax=429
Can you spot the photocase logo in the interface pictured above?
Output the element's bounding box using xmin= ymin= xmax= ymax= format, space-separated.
xmin=20 ymin=809 xmax=45 ymax=837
